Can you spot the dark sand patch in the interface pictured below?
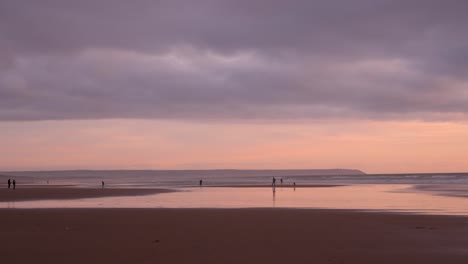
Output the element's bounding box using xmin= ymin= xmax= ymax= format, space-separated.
xmin=0 ymin=208 xmax=467 ymax=264
xmin=0 ymin=187 xmax=174 ymax=202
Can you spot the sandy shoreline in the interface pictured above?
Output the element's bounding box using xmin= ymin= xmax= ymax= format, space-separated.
xmin=1 ymin=184 xmax=468 ymax=263
xmin=0 ymin=208 xmax=467 ymax=264
xmin=0 ymin=185 xmax=341 ymax=202
xmin=0 ymin=187 xmax=174 ymax=202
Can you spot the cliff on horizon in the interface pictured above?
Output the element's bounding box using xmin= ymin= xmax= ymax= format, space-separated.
xmin=1 ymin=169 xmax=365 ymax=179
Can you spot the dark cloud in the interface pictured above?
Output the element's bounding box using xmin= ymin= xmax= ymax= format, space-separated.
xmin=1 ymin=0 xmax=468 ymax=121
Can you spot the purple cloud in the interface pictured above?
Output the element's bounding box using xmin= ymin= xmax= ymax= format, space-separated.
xmin=1 ymin=0 xmax=468 ymax=121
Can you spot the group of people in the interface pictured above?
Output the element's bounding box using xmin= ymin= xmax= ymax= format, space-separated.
xmin=272 ymin=177 xmax=296 ymax=189
xmin=7 ymin=179 xmax=16 ymax=189
xmin=271 ymin=177 xmax=284 ymax=187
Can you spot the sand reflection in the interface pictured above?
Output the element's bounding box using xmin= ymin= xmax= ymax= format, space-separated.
xmin=1 ymin=184 xmax=468 ymax=215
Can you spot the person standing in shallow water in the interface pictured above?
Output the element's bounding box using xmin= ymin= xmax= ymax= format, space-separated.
xmin=13 ymin=179 xmax=16 ymax=189
xmin=199 ymin=179 xmax=203 ymax=186
xmin=8 ymin=179 xmax=11 ymax=189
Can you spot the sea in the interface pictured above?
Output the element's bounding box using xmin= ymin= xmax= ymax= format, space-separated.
xmin=2 ymin=170 xmax=468 ymax=187
xmin=2 ymin=170 xmax=468 ymax=215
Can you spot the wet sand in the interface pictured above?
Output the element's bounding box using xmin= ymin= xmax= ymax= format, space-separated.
xmin=1 ymin=208 xmax=468 ymax=264
xmin=413 ymin=184 xmax=468 ymax=198
xmin=0 ymin=185 xmax=335 ymax=202
xmin=205 ymin=184 xmax=343 ymax=188
xmin=0 ymin=187 xmax=174 ymax=202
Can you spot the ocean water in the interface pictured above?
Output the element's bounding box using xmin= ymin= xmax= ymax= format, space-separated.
xmin=2 ymin=170 xmax=468 ymax=187
xmin=2 ymin=170 xmax=468 ymax=214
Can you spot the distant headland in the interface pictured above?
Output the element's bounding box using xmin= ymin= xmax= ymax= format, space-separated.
xmin=0 ymin=169 xmax=365 ymax=179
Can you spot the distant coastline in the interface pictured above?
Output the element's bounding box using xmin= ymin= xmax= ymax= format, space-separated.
xmin=0 ymin=169 xmax=365 ymax=179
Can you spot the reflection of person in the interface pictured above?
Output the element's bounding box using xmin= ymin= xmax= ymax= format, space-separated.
xmin=272 ymin=186 xmax=276 ymax=203
xmin=8 ymin=179 xmax=11 ymax=189
xmin=13 ymin=179 xmax=16 ymax=189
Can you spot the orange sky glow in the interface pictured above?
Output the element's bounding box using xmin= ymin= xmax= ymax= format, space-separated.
xmin=1 ymin=119 xmax=467 ymax=174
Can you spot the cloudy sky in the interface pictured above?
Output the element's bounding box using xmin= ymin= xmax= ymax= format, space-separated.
xmin=1 ymin=0 xmax=468 ymax=173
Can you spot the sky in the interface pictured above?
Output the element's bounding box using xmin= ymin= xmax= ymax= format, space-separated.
xmin=1 ymin=0 xmax=468 ymax=173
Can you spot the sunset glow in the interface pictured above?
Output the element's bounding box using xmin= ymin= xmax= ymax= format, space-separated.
xmin=1 ymin=1 xmax=468 ymax=173
xmin=1 ymin=120 xmax=467 ymax=173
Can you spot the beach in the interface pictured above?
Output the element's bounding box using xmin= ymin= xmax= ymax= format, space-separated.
xmin=0 ymin=187 xmax=173 ymax=202
xmin=1 ymin=208 xmax=468 ymax=264
xmin=1 ymin=185 xmax=468 ymax=263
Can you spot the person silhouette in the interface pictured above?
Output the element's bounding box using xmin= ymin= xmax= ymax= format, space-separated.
xmin=13 ymin=179 xmax=16 ymax=190
xmin=272 ymin=177 xmax=276 ymax=187
xmin=293 ymin=182 xmax=296 ymax=191
xmin=8 ymin=179 xmax=11 ymax=189
xmin=280 ymin=178 xmax=283 ymax=185
xmin=199 ymin=179 xmax=203 ymax=186
xmin=102 ymin=181 xmax=105 ymax=189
